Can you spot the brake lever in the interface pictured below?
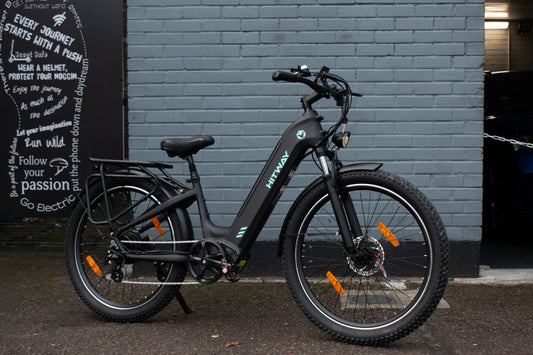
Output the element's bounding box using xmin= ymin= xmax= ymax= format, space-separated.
xmin=351 ymin=92 xmax=363 ymax=97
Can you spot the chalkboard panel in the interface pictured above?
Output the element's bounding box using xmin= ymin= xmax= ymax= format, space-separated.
xmin=0 ymin=0 xmax=123 ymax=216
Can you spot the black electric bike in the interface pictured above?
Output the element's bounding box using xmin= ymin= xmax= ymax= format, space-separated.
xmin=66 ymin=66 xmax=448 ymax=345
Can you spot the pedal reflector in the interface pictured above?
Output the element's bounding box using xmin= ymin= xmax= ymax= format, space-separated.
xmin=378 ymin=222 xmax=400 ymax=247
xmin=86 ymin=255 xmax=102 ymax=276
xmin=152 ymin=217 xmax=165 ymax=236
xmin=326 ymin=271 xmax=345 ymax=296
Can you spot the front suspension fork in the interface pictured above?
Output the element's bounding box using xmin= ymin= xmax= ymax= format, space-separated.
xmin=317 ymin=149 xmax=361 ymax=255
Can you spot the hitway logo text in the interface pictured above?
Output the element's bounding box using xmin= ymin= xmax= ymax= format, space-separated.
xmin=266 ymin=151 xmax=289 ymax=189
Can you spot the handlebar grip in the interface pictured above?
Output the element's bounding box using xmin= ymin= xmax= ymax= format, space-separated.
xmin=272 ymin=71 xmax=299 ymax=82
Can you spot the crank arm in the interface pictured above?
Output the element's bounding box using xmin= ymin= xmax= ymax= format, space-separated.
xmin=188 ymin=255 xmax=225 ymax=268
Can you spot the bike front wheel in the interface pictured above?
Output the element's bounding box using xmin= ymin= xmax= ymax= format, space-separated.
xmin=66 ymin=177 xmax=186 ymax=322
xmin=281 ymin=169 xmax=448 ymax=345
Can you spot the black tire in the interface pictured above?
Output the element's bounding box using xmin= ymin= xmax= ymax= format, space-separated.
xmin=66 ymin=177 xmax=187 ymax=322
xmin=281 ymin=170 xmax=449 ymax=345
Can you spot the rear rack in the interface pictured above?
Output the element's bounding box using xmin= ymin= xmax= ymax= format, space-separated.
xmin=89 ymin=157 xmax=173 ymax=170
xmin=82 ymin=158 xmax=188 ymax=233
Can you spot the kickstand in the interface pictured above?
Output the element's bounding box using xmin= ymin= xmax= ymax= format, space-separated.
xmin=176 ymin=290 xmax=193 ymax=314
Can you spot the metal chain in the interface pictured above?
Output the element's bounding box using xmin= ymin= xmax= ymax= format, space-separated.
xmin=483 ymin=133 xmax=533 ymax=149
xmin=121 ymin=280 xmax=199 ymax=285
xmin=121 ymin=239 xmax=197 ymax=245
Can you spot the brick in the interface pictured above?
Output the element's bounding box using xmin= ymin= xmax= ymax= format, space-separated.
xmin=434 ymin=18 xmax=466 ymax=30
xmin=319 ymin=18 xmax=356 ymax=31
xmin=337 ymin=5 xmax=376 ymax=18
xmin=280 ymin=19 xmax=318 ymax=31
xmin=163 ymin=20 xmax=202 ymax=32
xmin=222 ymin=33 xmax=259 ymax=44
xmin=396 ymin=96 xmax=435 ymax=108
xmin=414 ymin=5 xmax=454 ymax=17
xmin=375 ymin=57 xmax=413 ymax=69
xmin=260 ymin=6 xmax=298 ymax=18
xmin=260 ymin=32 xmax=298 ymax=44
xmin=221 ymin=6 xmax=260 ymax=19
xmin=375 ymin=31 xmax=414 ymax=43
xmin=336 ymin=30 xmax=374 ymax=43
xmin=433 ymin=43 xmax=465 ymax=55
xmin=298 ymin=5 xmax=337 ymax=18
xmin=357 ymin=44 xmax=394 ymax=56
xmin=145 ymin=7 xmax=182 ymax=19
xmin=395 ymin=44 xmax=434 ymax=56
xmin=453 ymin=30 xmax=484 ymax=43
xmin=318 ymin=44 xmax=355 ymax=56
xmin=414 ymin=57 xmax=452 ymax=68
xmin=395 ymin=18 xmax=433 ymax=30
xmin=375 ymin=83 xmax=413 ymax=95
xmin=202 ymin=19 xmax=241 ymax=32
xmin=183 ymin=32 xmax=221 ymax=44
xmin=299 ymin=31 xmax=336 ymax=44
xmin=414 ymin=31 xmax=453 ymax=43
xmin=394 ymin=69 xmax=433 ymax=82
xmin=182 ymin=6 xmax=221 ymax=19
xmin=377 ymin=5 xmax=414 ymax=17
xmin=357 ymin=18 xmax=395 ymax=30
xmin=454 ymin=4 xmax=484 ymax=17
xmin=357 ymin=69 xmax=394 ymax=82
xmin=241 ymin=19 xmax=278 ymax=31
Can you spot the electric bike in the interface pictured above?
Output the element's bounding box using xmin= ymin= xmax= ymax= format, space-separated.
xmin=66 ymin=66 xmax=449 ymax=345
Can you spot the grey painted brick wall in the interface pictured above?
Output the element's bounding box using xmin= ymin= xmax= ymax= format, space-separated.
xmin=127 ymin=0 xmax=485 ymax=243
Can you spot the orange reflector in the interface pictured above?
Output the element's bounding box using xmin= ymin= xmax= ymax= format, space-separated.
xmin=326 ymin=271 xmax=345 ymax=296
xmin=152 ymin=217 xmax=165 ymax=236
xmin=86 ymin=255 xmax=102 ymax=276
xmin=378 ymin=222 xmax=400 ymax=247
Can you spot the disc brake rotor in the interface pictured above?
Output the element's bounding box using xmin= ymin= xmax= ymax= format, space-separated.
xmin=347 ymin=236 xmax=385 ymax=277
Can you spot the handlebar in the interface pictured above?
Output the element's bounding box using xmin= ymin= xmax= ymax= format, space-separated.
xmin=271 ymin=70 xmax=298 ymax=82
xmin=272 ymin=66 xmax=363 ymax=144
xmin=272 ymin=66 xmax=361 ymax=112
xmin=272 ymin=70 xmax=326 ymax=95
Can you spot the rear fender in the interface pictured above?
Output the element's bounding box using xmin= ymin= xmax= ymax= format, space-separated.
xmin=277 ymin=162 xmax=382 ymax=256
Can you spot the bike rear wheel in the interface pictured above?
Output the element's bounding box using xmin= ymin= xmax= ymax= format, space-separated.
xmin=281 ymin=170 xmax=448 ymax=345
xmin=66 ymin=177 xmax=186 ymax=322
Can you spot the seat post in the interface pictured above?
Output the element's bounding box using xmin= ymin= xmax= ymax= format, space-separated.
xmin=185 ymin=155 xmax=214 ymax=231
xmin=185 ymin=156 xmax=200 ymax=184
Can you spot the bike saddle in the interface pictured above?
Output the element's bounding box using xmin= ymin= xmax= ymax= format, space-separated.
xmin=161 ymin=135 xmax=214 ymax=159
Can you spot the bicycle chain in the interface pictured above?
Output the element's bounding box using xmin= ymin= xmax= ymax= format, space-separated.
xmin=483 ymin=133 xmax=533 ymax=149
xmin=121 ymin=280 xmax=199 ymax=285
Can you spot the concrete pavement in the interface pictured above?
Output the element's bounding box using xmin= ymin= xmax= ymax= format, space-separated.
xmin=1 ymin=247 xmax=532 ymax=354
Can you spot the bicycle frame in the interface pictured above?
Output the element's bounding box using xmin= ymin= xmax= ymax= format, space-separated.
xmin=86 ymin=107 xmax=360 ymax=266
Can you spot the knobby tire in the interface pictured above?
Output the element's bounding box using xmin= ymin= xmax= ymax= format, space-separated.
xmin=281 ymin=170 xmax=449 ymax=345
xmin=65 ymin=177 xmax=186 ymax=322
